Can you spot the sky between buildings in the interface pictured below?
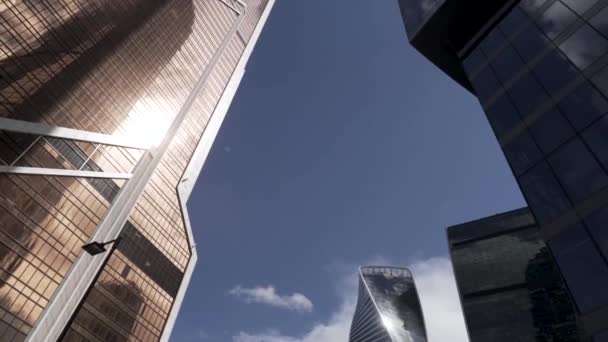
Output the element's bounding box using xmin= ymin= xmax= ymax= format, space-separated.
xmin=171 ymin=0 xmax=526 ymax=341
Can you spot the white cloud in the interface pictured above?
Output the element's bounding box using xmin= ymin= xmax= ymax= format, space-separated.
xmin=229 ymin=285 xmax=314 ymax=313
xmin=232 ymin=257 xmax=468 ymax=342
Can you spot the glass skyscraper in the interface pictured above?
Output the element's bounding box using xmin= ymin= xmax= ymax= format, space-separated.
xmin=0 ymin=0 xmax=274 ymax=340
xmin=349 ymin=266 xmax=427 ymax=342
xmin=399 ymin=0 xmax=608 ymax=338
xmin=448 ymin=207 xmax=580 ymax=341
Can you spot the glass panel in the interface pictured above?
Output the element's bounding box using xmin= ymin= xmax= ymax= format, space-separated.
xmin=508 ymin=73 xmax=551 ymax=117
xmin=583 ymin=114 xmax=608 ymax=170
xmin=528 ymin=108 xmax=575 ymax=154
xmin=562 ymin=0 xmax=598 ymax=14
xmin=463 ymin=48 xmax=486 ymax=78
xmin=548 ymin=138 xmax=608 ymax=203
xmin=499 ymin=7 xmax=529 ymax=38
xmin=480 ymin=28 xmax=507 ymax=57
xmin=559 ymin=81 xmax=608 ymax=130
xmin=520 ymin=162 xmax=572 ymax=225
xmin=590 ymin=6 xmax=608 ymax=37
xmin=520 ymin=0 xmax=550 ymax=16
xmin=485 ymin=95 xmax=522 ymax=138
xmin=532 ymin=50 xmax=580 ymax=96
xmin=538 ymin=2 xmax=577 ymax=39
xmin=491 ymin=46 xmax=526 ymax=84
xmin=472 ymin=66 xmax=502 ymax=102
xmin=502 ymin=130 xmax=542 ymax=175
xmin=559 ymin=24 xmax=608 ymax=69
xmin=512 ymin=23 xmax=552 ymax=62
xmin=584 ymin=204 xmax=608 ymax=259
xmin=548 ymin=224 xmax=608 ymax=313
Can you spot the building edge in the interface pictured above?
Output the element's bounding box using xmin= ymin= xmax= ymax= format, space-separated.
xmin=159 ymin=0 xmax=276 ymax=339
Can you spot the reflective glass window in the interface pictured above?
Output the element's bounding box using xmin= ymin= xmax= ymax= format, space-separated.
xmin=559 ymin=24 xmax=608 ymax=69
xmin=562 ymin=0 xmax=598 ymax=15
xmin=548 ymin=224 xmax=608 ymax=313
xmin=485 ymin=95 xmax=521 ymax=138
xmin=502 ymin=130 xmax=542 ymax=175
xmin=480 ymin=28 xmax=507 ymax=57
xmin=499 ymin=7 xmax=529 ymax=38
xmin=472 ymin=66 xmax=501 ymax=102
xmin=548 ymin=138 xmax=608 ymax=203
xmin=520 ymin=162 xmax=572 ymax=225
xmin=520 ymin=0 xmax=550 ymax=16
xmin=463 ymin=48 xmax=486 ymax=78
xmin=528 ymin=108 xmax=575 ymax=154
xmin=584 ymin=204 xmax=608 ymax=259
xmin=532 ymin=50 xmax=580 ymax=96
xmin=538 ymin=2 xmax=577 ymax=39
xmin=512 ymin=23 xmax=552 ymax=62
xmin=491 ymin=46 xmax=526 ymax=84
xmin=590 ymin=6 xmax=608 ymax=37
xmin=583 ymin=114 xmax=608 ymax=169
xmin=559 ymin=81 xmax=608 ymax=130
xmin=508 ymin=73 xmax=550 ymax=117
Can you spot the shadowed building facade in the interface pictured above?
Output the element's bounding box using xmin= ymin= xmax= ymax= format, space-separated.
xmin=448 ymin=207 xmax=580 ymax=341
xmin=349 ymin=266 xmax=427 ymax=342
xmin=399 ymin=0 xmax=608 ymax=339
xmin=0 ymin=0 xmax=275 ymax=340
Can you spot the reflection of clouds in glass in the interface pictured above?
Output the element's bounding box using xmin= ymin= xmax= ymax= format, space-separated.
xmin=559 ymin=25 xmax=608 ymax=69
xmin=401 ymin=0 xmax=445 ymax=35
xmin=520 ymin=0 xmax=549 ymax=14
xmin=538 ymin=2 xmax=577 ymax=39
xmin=562 ymin=0 xmax=598 ymax=14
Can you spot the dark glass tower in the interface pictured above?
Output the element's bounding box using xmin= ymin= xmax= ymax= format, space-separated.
xmin=399 ymin=0 xmax=608 ymax=338
xmin=349 ymin=266 xmax=427 ymax=342
xmin=448 ymin=207 xmax=580 ymax=341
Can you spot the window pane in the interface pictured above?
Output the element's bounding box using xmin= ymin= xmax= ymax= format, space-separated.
xmin=480 ymin=28 xmax=507 ymax=57
xmin=508 ymin=73 xmax=550 ymax=117
xmin=520 ymin=0 xmax=549 ymax=15
xmin=548 ymin=224 xmax=608 ymax=313
xmin=463 ymin=48 xmax=486 ymax=78
xmin=472 ymin=66 xmax=501 ymax=102
xmin=590 ymin=6 xmax=608 ymax=37
xmin=559 ymin=24 xmax=608 ymax=70
xmin=538 ymin=2 xmax=577 ymax=39
xmin=548 ymin=138 xmax=608 ymax=203
xmin=583 ymin=114 xmax=608 ymax=170
xmin=559 ymin=81 xmax=608 ymax=130
xmin=491 ymin=46 xmax=525 ymax=84
xmin=499 ymin=7 xmax=529 ymax=38
xmin=485 ymin=95 xmax=521 ymax=138
xmin=562 ymin=0 xmax=598 ymax=15
xmin=528 ymin=108 xmax=575 ymax=154
xmin=584 ymin=204 xmax=608 ymax=260
xmin=532 ymin=50 xmax=579 ymax=96
xmin=520 ymin=162 xmax=572 ymax=225
xmin=502 ymin=130 xmax=542 ymax=175
xmin=512 ymin=23 xmax=552 ymax=62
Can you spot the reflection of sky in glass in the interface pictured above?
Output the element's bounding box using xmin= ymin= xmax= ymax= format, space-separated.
xmin=399 ymin=0 xmax=445 ymax=37
xmin=362 ymin=270 xmax=427 ymax=342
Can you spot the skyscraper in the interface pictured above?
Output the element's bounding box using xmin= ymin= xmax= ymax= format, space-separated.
xmin=399 ymin=0 xmax=608 ymax=338
xmin=349 ymin=266 xmax=427 ymax=342
xmin=448 ymin=207 xmax=580 ymax=341
xmin=0 ymin=0 xmax=275 ymax=340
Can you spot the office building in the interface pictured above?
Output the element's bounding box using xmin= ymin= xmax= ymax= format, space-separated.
xmin=0 ymin=0 xmax=274 ymax=340
xmin=448 ymin=207 xmax=580 ymax=341
xmin=399 ymin=0 xmax=608 ymax=338
xmin=349 ymin=266 xmax=427 ymax=342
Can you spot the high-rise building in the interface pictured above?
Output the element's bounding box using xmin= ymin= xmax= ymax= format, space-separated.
xmin=0 ymin=0 xmax=274 ymax=340
xmin=399 ymin=0 xmax=608 ymax=338
xmin=349 ymin=266 xmax=427 ymax=342
xmin=448 ymin=207 xmax=580 ymax=341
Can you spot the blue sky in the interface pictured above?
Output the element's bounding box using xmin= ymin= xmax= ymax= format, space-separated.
xmin=171 ymin=0 xmax=525 ymax=340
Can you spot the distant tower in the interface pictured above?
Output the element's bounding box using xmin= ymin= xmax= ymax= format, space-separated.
xmin=349 ymin=266 xmax=427 ymax=342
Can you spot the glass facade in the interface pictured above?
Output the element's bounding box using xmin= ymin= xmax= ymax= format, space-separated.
xmin=0 ymin=0 xmax=272 ymax=340
xmin=448 ymin=208 xmax=579 ymax=341
xmin=349 ymin=266 xmax=427 ymax=342
xmin=401 ymin=0 xmax=608 ymax=337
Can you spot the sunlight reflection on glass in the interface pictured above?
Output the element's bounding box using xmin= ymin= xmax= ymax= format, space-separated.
xmin=119 ymin=97 xmax=173 ymax=147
